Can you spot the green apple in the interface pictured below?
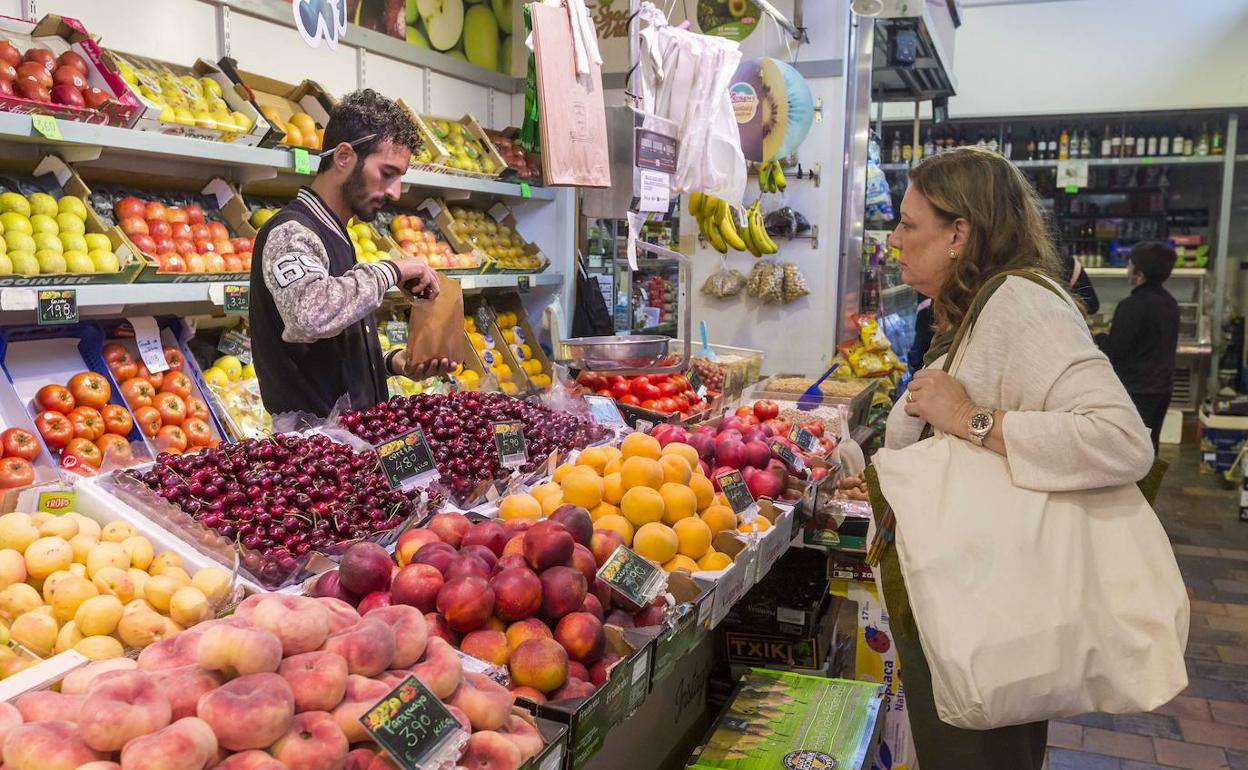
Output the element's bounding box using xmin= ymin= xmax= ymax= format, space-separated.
xmin=463 ymin=5 xmax=499 ymax=70
xmin=0 ymin=212 xmax=30 ymax=235
xmin=28 ymin=193 xmax=58 ymax=218
xmin=9 ymin=251 xmax=36 ymax=276
xmin=446 ymin=49 xmax=468 ymax=62
xmin=0 ymin=193 xmax=30 ymax=217
xmin=84 ymin=233 xmax=111 ymax=252
xmin=4 ymin=232 xmax=34 ymax=254
xmin=56 ymin=213 xmax=85 ymax=235
xmin=65 ymin=250 xmax=94 ymax=274
xmin=89 ymin=249 xmax=120 ymax=272
xmin=406 ymin=24 xmax=429 ymax=47
xmin=59 ymin=232 xmax=87 ymax=253
xmin=0 ymin=254 xmax=12 ymax=275
xmin=35 ymin=250 xmax=66 ymax=274
xmin=32 ymin=233 xmax=62 ymax=253
xmin=29 ymin=214 xmax=57 ymax=236
xmin=418 ymin=0 xmax=465 ymax=51
xmin=406 ymin=0 xmax=420 ymax=23
xmin=57 ymin=195 xmax=88 ymax=219
xmin=491 ymin=0 xmax=512 ymax=34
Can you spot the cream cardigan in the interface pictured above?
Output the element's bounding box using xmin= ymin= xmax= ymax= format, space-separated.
xmin=887 ymin=276 xmax=1155 ymax=492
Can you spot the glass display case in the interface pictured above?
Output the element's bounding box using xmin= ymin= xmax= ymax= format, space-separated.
xmin=586 ymin=216 xmax=685 ymax=338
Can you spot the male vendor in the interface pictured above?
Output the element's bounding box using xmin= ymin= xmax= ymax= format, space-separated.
xmin=250 ymin=89 xmax=454 ymax=416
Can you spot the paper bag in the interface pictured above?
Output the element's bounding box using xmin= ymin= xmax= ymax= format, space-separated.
xmin=404 ymin=272 xmax=465 ymax=364
xmin=531 ymin=2 xmax=611 ymax=188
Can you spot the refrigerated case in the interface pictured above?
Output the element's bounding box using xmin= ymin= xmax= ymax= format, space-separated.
xmin=586 ymin=217 xmax=685 ymax=338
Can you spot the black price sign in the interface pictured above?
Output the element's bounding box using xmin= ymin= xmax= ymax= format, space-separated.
xmin=597 ymin=545 xmax=667 ymax=608
xmin=790 ymin=426 xmax=820 ymax=453
xmin=492 ymin=420 xmax=527 ymax=469
xmin=770 ymin=439 xmax=804 ymax=472
xmin=473 ymin=306 xmax=495 ymax=334
xmin=36 ymin=289 xmax=77 ymax=326
xmin=687 ymin=368 xmax=706 ymax=398
xmin=517 ymin=275 xmax=530 ymax=294
xmin=583 ymin=395 xmax=626 ymax=428
xmin=375 ymin=427 xmax=438 ymax=488
xmin=360 ymin=675 xmax=464 ymax=769
xmin=223 ymin=283 xmax=249 ymax=314
xmin=385 ymin=320 xmax=409 ymax=346
xmin=715 ymin=469 xmax=756 ymax=515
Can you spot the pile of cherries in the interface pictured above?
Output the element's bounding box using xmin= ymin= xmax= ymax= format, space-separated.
xmin=339 ymin=392 xmax=603 ymax=501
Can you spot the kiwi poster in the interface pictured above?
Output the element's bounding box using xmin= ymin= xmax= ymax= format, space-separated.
xmin=696 ymin=0 xmax=761 ymax=42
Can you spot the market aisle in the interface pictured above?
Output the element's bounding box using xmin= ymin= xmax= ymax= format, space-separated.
xmin=1048 ymin=444 xmax=1248 ymax=770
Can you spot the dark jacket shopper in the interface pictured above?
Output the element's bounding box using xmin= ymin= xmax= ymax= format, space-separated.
xmin=1095 ymin=241 xmax=1180 ymax=453
xmin=250 ymin=89 xmax=454 ymax=417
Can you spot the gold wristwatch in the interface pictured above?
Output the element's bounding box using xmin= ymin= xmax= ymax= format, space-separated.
xmin=968 ymin=408 xmax=994 ymax=447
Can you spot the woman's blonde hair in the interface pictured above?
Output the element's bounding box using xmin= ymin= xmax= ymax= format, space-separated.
xmin=907 ymin=146 xmax=1062 ymax=333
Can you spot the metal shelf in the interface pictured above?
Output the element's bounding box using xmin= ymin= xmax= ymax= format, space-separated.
xmin=1085 ymin=267 xmax=1207 ymax=278
xmin=884 ymin=156 xmax=1224 ymax=171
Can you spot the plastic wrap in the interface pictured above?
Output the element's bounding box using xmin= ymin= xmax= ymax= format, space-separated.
xmin=700 ymin=265 xmax=747 ymax=298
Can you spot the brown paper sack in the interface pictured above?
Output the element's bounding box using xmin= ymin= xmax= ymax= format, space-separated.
xmin=404 ymin=271 xmax=465 ymax=364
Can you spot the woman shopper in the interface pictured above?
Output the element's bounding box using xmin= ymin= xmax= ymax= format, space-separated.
xmin=881 ymin=146 xmax=1155 ymax=770
xmin=1095 ymin=241 xmax=1180 ymax=453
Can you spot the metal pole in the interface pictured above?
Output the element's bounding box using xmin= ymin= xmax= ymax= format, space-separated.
xmin=836 ymin=10 xmax=874 ymax=344
xmin=1212 ymin=112 xmax=1238 ymax=387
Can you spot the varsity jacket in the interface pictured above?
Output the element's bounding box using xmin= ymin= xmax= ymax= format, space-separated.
xmin=249 ymin=187 xmax=399 ymax=417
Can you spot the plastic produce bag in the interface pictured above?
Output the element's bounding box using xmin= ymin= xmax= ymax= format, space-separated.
xmin=747 ymin=259 xmax=776 ymax=298
xmin=701 ymin=262 xmax=747 ymax=298
xmin=780 ymin=262 xmax=810 ymax=303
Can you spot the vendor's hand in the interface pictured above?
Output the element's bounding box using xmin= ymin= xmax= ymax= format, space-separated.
xmin=903 ymin=369 xmax=976 ymax=438
xmin=391 ymin=258 xmax=440 ymax=300
xmin=392 ymin=348 xmax=457 ymax=380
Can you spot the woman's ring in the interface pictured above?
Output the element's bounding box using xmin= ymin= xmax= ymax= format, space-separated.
xmin=906 ymin=390 xmax=915 ymax=403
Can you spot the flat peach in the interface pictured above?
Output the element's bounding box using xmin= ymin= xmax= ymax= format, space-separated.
xmin=79 ymin=670 xmax=173 ymax=751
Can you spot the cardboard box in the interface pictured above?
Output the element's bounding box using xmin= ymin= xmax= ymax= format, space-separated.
xmin=464 ymin=295 xmax=531 ymax=395
xmin=648 ymin=572 xmax=715 ymax=686
xmin=0 ymin=155 xmax=142 ymax=286
xmin=215 ymin=58 xmax=334 ymax=150
xmin=721 ymin=592 xmax=842 ymax=671
xmin=486 ymin=292 xmax=554 ymax=390
xmin=479 ymin=200 xmax=549 ymax=274
xmin=101 ymin=51 xmax=267 ymax=144
xmin=0 ymin=14 xmax=140 ymax=126
xmin=413 ymin=112 xmax=507 ymax=179
xmin=396 ymin=98 xmax=449 ymax=171
xmin=373 ymin=206 xmax=474 ymax=272
xmin=803 ymin=496 xmax=871 ymax=552
xmin=417 ymin=197 xmax=493 ymax=270
xmin=698 ymin=532 xmax=756 ymax=630
xmin=751 ymin=501 xmax=794 ymax=581
xmin=518 ymin=712 xmax=570 ymax=770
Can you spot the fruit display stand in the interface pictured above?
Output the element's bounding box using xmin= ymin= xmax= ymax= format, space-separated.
xmin=0 ymin=154 xmax=139 ymax=285
xmin=414 ymin=112 xmax=508 ymax=179
xmin=214 ymin=58 xmax=333 ymax=150
xmin=101 ymin=51 xmax=266 ymax=144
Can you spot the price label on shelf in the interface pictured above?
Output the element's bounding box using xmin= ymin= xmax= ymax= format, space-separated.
xmin=36 ymin=289 xmax=76 ymax=326
xmin=715 ymin=469 xmax=756 ymax=515
xmin=492 ymin=420 xmax=528 ymax=469
xmin=1056 ymin=159 xmax=1088 ymax=189
xmin=790 ymin=426 xmax=820 ymax=453
xmin=419 ymin=198 xmax=443 ymax=219
xmin=31 ymin=114 xmax=62 ymax=141
xmin=519 ymin=182 xmax=532 ymax=199
xmin=374 ymin=427 xmax=438 ymax=489
xmin=770 ymin=439 xmax=804 ymax=472
xmin=597 ymin=545 xmax=667 ymax=608
xmin=292 ymin=147 xmax=311 ymax=175
xmin=360 ymin=675 xmax=465 ymax=770
xmin=687 ymin=368 xmax=707 ymax=399
xmin=516 ymin=275 xmax=530 ymax=294
xmin=223 ymin=284 xmax=249 ymax=314
xmin=127 ymin=316 xmax=170 ymax=374
xmin=583 ymin=395 xmax=626 ymax=428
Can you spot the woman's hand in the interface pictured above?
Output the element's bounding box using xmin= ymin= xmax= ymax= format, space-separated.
xmin=903 ymin=369 xmax=977 ymax=438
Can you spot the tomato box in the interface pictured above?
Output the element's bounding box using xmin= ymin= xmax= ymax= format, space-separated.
xmin=100 ymin=51 xmax=268 ymax=144
xmin=0 ymin=155 xmax=141 ymax=286
xmin=0 ymin=14 xmax=141 ymax=127
xmin=215 ymin=58 xmax=334 ymax=151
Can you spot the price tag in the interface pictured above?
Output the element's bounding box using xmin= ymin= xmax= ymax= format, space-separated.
xmin=516 ymin=275 xmax=530 ymax=294
xmin=217 ymin=329 xmax=252 ymax=364
xmin=1140 ymin=157 xmax=1154 ymax=165
xmin=492 ymin=420 xmax=528 ymax=469
xmin=790 ymin=426 xmax=820 ymax=453
xmin=1056 ymin=158 xmax=1089 ymax=189
xmin=1063 ymin=185 xmax=1079 ymax=194
xmin=360 ymin=675 xmax=466 ymax=770
xmin=31 ymin=114 xmax=62 ymax=141
xmin=223 ymin=284 xmax=249 ymax=314
xmin=597 ymin=545 xmax=668 ymax=608
xmin=770 ymin=439 xmax=804 ymax=472
xmin=36 ymin=289 xmax=77 ymax=326
xmin=583 ymin=395 xmax=626 ymax=428
xmin=126 ymin=316 xmax=169 ymax=374
xmin=633 ymin=419 xmax=654 ymax=435
xmin=715 ymin=469 xmax=756 ymax=515
xmin=687 ymin=368 xmax=707 ymax=399
xmin=292 ymin=147 xmax=311 ymax=175
xmin=374 ymin=427 xmax=438 ymax=489
xmin=384 ymin=320 xmax=409 ymax=346
xmin=519 ymin=182 xmax=531 ymax=198
xmin=638 ymin=168 xmax=671 ymax=213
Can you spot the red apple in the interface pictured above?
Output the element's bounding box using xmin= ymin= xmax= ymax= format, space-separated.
xmin=129 ymin=233 xmax=156 ymax=254
xmin=120 ymin=217 xmax=148 ymax=236
xmin=50 ymin=84 xmax=84 ymax=107
xmin=22 ymin=48 xmax=55 ymax=72
xmin=82 ymin=87 xmax=110 ymax=109
xmin=0 ymin=41 xmax=20 ymax=69
xmin=116 ymin=196 xmax=146 ymax=220
xmin=56 ymin=50 xmax=87 ymax=74
xmin=51 ymin=65 xmax=85 ymax=90
xmin=715 ymin=439 xmax=746 ymax=470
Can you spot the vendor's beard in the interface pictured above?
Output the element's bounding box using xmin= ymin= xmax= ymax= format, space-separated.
xmin=344 ymin=164 xmax=384 ymax=222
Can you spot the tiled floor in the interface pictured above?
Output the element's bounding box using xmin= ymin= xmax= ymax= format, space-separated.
xmin=1049 ymin=444 xmax=1248 ymax=770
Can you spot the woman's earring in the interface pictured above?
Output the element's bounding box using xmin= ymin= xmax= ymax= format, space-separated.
xmin=948 ymin=249 xmax=958 ymax=259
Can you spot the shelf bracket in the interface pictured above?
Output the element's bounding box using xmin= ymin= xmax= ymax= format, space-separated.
xmin=236 ymin=166 xmax=278 ymax=188
xmin=814 ymin=97 xmax=823 ymax=124
xmin=55 ymin=144 xmax=102 ymax=164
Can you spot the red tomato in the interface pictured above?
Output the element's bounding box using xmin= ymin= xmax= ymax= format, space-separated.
xmin=68 ymin=372 xmax=111 ymax=409
xmin=160 ymin=371 xmax=193 ymax=399
xmin=595 ymin=388 xmax=612 ymax=398
xmin=641 ymin=399 xmax=659 ymax=411
xmin=63 ymin=437 xmax=102 ymax=469
xmin=182 ymin=417 xmax=212 ymax=446
xmin=611 ymin=380 xmax=632 ymax=400
xmin=136 ymin=363 xmax=164 ymax=389
xmin=154 ymin=392 xmax=186 ymax=426
xmin=0 ymin=428 xmax=38 ymax=461
xmin=68 ymin=406 xmax=105 ymax=441
xmin=133 ymin=406 xmax=161 ymax=437
xmin=120 ymin=377 xmax=155 ymax=409
xmin=657 ymin=381 xmax=679 ymax=398
xmin=753 ymin=399 xmax=780 ymax=421
xmin=633 ymin=381 xmax=661 ymax=401
xmin=672 ymin=395 xmax=690 ymax=413
xmin=618 ymin=395 xmax=641 ymax=406
xmin=162 ymin=346 xmax=184 ymax=370
xmin=102 ymin=342 xmax=129 ymax=364
xmin=735 ymin=405 xmax=754 ymax=419
xmin=35 ymin=384 xmax=75 ymax=414
xmin=34 ymin=411 xmax=72 ymax=450
xmin=0 ymin=457 xmax=34 ymax=489
xmin=654 ymin=398 xmax=676 ymax=414
xmin=94 ymin=433 xmax=132 ymax=465
xmin=108 ymin=356 xmax=138 ymax=383
xmin=155 ymin=425 xmax=188 ymax=453
xmin=185 ymin=397 xmax=210 ymax=422
xmin=668 ymin=374 xmax=689 ymax=390
xmin=607 ymin=375 xmax=626 ymax=387
xmin=101 ymin=404 xmax=133 ymax=436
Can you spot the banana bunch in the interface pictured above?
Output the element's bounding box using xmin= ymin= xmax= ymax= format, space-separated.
xmin=689 ymin=191 xmax=746 ymax=255
xmin=741 ymin=201 xmax=778 ymax=257
xmin=757 ymin=161 xmax=787 ymax=194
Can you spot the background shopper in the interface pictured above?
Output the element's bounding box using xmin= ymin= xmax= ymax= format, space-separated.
xmin=884 ymin=147 xmax=1154 ymax=770
xmin=1095 ymin=241 xmax=1180 ymax=453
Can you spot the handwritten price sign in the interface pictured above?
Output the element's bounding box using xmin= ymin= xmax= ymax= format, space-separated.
xmin=374 ymin=428 xmax=437 ymax=488
xmin=361 ymin=676 xmax=463 ymax=768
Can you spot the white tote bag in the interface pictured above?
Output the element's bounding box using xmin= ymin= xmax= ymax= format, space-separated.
xmin=873 ymin=278 xmax=1189 ymax=730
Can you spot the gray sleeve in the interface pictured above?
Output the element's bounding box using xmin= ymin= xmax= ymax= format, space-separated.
xmin=261 ymin=220 xmax=400 ymax=343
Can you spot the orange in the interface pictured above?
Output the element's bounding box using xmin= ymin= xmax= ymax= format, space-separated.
xmin=659 ymin=455 xmax=692 ymax=486
xmin=689 ymin=474 xmax=715 ymax=511
xmin=700 ymin=505 xmax=738 ymax=536
xmin=697 ymin=551 xmax=732 ymax=571
xmin=603 ymin=457 xmax=623 ymax=475
xmin=673 ymin=517 xmax=712 ymax=559
xmin=633 ymin=523 xmax=678 ymax=565
xmin=620 ymin=432 xmax=661 ymax=460
xmin=662 ymin=555 xmax=699 ymax=573
xmin=660 ymin=442 xmax=699 ymax=472
xmin=594 ymin=514 xmax=634 ymax=546
xmin=620 ymin=486 xmax=664 ymax=528
xmin=620 ymin=457 xmax=664 ymax=491
xmin=590 ymin=502 xmax=619 ymax=522
xmin=602 ymin=472 xmax=624 ymax=505
xmin=561 ymin=472 xmax=603 ymax=509
xmin=658 ymin=483 xmax=697 ymax=525
xmin=499 ymin=494 xmax=541 ymax=521
xmin=281 ymin=123 xmax=305 ymax=147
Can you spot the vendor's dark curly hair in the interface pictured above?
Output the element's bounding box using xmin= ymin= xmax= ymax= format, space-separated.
xmin=318 ymin=88 xmax=421 ymax=172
